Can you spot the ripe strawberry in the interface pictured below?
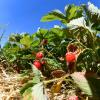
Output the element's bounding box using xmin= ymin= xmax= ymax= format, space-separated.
xmin=66 ymin=52 xmax=76 ymax=63
xmin=67 ymin=96 xmax=78 ymax=100
xmin=33 ymin=60 xmax=42 ymax=69
xmin=36 ymin=52 xmax=44 ymax=59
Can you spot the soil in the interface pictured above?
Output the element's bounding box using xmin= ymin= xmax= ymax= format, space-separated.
xmin=0 ymin=66 xmax=22 ymax=100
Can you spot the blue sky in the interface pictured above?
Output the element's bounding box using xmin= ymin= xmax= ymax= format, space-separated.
xmin=0 ymin=0 xmax=100 ymax=46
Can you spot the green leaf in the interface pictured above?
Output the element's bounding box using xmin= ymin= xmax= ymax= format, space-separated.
xmin=41 ymin=10 xmax=66 ymax=23
xmin=32 ymin=76 xmax=41 ymax=84
xmin=9 ymin=54 xmax=17 ymax=62
xmin=71 ymin=72 xmax=100 ymax=99
xmin=68 ymin=17 xmax=86 ymax=27
xmin=31 ymin=64 xmax=42 ymax=77
xmin=39 ymin=29 xmax=48 ymax=35
xmin=20 ymin=35 xmax=33 ymax=48
xmin=77 ymin=48 xmax=94 ymax=63
xmin=20 ymin=81 xmax=34 ymax=95
xmin=31 ymin=33 xmax=36 ymax=39
xmin=21 ymin=54 xmax=33 ymax=60
xmin=22 ymin=87 xmax=32 ymax=100
xmin=32 ymin=40 xmax=40 ymax=47
xmin=50 ymin=28 xmax=65 ymax=37
xmin=22 ymin=82 xmax=48 ymax=100
xmin=83 ymin=2 xmax=100 ymax=30
xmin=20 ymin=64 xmax=41 ymax=95
xmin=45 ymin=58 xmax=62 ymax=71
xmin=9 ymin=34 xmax=22 ymax=42
xmin=32 ymin=82 xmax=48 ymax=100
xmin=66 ymin=4 xmax=83 ymax=21
xmin=9 ymin=34 xmax=16 ymax=42
xmin=41 ymin=4 xmax=83 ymax=23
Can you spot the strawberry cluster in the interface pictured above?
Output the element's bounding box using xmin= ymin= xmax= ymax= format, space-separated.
xmin=33 ymin=52 xmax=46 ymax=70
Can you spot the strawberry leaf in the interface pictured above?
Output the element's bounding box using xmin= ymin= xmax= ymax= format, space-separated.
xmin=71 ymin=72 xmax=100 ymax=99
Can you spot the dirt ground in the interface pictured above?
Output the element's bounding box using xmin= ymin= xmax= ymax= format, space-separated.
xmin=0 ymin=66 xmax=22 ymax=100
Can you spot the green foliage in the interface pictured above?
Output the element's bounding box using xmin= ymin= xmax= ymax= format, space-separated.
xmin=31 ymin=64 xmax=41 ymax=80
xmin=22 ymin=87 xmax=32 ymax=100
xmin=71 ymin=72 xmax=100 ymax=99
xmin=20 ymin=35 xmax=33 ymax=48
xmin=41 ymin=4 xmax=83 ymax=23
xmin=41 ymin=10 xmax=66 ymax=23
xmin=83 ymin=2 xmax=100 ymax=30
xmin=2 ymin=2 xmax=100 ymax=74
xmin=32 ymin=82 xmax=48 ymax=100
xmin=45 ymin=58 xmax=62 ymax=71
xmin=22 ymin=82 xmax=48 ymax=100
xmin=1 ymin=2 xmax=100 ymax=99
xmin=20 ymin=81 xmax=34 ymax=95
xmin=64 ymin=4 xmax=83 ymax=22
xmin=9 ymin=34 xmax=22 ymax=42
xmin=20 ymin=64 xmax=48 ymax=100
xmin=76 ymin=48 xmax=97 ymax=71
xmin=20 ymin=64 xmax=42 ymax=97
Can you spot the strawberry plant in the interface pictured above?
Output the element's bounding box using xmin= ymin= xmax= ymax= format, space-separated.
xmin=1 ymin=2 xmax=100 ymax=100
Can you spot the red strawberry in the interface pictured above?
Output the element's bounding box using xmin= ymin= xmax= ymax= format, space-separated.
xmin=67 ymin=96 xmax=78 ymax=100
xmin=36 ymin=52 xmax=44 ymax=59
xmin=66 ymin=52 xmax=76 ymax=63
xmin=33 ymin=60 xmax=42 ymax=69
